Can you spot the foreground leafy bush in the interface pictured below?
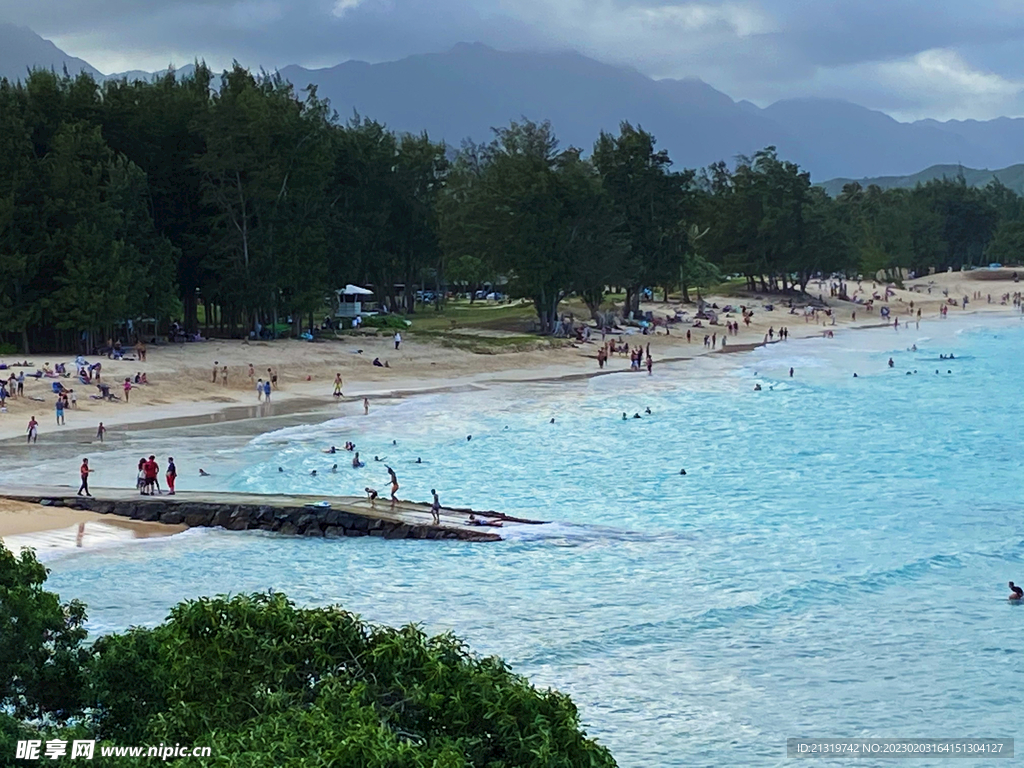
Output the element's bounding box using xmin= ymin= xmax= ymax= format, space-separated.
xmin=0 ymin=545 xmax=89 ymax=720
xmin=0 ymin=543 xmax=616 ymax=767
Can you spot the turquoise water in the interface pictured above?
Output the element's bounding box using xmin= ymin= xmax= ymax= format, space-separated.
xmin=33 ymin=316 xmax=1024 ymax=766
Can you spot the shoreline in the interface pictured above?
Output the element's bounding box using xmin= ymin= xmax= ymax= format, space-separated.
xmin=1 ymin=278 xmax=1020 ymax=543
xmin=3 ymin=304 xmax=1014 ymax=446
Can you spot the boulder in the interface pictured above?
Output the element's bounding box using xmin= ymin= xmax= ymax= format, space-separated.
xmin=278 ymin=522 xmax=298 ymax=535
xmin=225 ymin=508 xmax=252 ymax=531
xmin=183 ymin=509 xmax=214 ymax=527
xmin=160 ymin=510 xmax=185 ymax=525
xmin=131 ymin=504 xmax=162 ymax=522
xmin=383 ymin=524 xmax=410 ymax=540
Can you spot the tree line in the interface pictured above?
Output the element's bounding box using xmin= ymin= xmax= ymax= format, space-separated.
xmin=1 ymin=65 xmax=1021 ymax=349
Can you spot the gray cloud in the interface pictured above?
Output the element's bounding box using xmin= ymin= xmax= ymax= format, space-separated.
xmin=2 ymin=0 xmax=1023 ymax=119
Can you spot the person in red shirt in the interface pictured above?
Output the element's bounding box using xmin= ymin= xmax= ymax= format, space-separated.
xmin=78 ymin=458 xmax=94 ymax=497
xmin=144 ymin=455 xmax=159 ymax=495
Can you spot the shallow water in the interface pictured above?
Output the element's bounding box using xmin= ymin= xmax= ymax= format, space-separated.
xmin=19 ymin=314 xmax=1024 ymax=766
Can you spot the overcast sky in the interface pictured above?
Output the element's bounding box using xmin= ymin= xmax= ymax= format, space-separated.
xmin=3 ymin=0 xmax=1024 ymax=121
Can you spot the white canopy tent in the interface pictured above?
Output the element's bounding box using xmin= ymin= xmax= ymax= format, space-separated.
xmin=335 ymin=285 xmax=375 ymax=317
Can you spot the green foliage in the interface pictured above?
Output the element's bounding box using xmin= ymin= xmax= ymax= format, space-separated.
xmin=88 ymin=592 xmax=615 ymax=767
xmin=3 ymin=63 xmax=1024 ymax=351
xmin=362 ymin=314 xmax=411 ymax=329
xmin=0 ymin=544 xmax=89 ymax=720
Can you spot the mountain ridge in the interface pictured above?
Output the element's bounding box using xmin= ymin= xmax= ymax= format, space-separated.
xmin=1 ymin=23 xmax=1022 ymax=180
xmin=818 ymin=163 xmax=1024 ymax=198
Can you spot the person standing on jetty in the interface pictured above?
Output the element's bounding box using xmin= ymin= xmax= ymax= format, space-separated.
xmin=386 ymin=466 xmax=400 ymax=508
xmin=431 ymin=489 xmax=441 ymax=524
xmin=77 ymin=458 xmax=94 ymax=497
xmin=166 ymin=457 xmax=177 ymax=495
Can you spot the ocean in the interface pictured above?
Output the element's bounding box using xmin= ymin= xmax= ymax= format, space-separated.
xmin=18 ymin=313 xmax=1024 ymax=766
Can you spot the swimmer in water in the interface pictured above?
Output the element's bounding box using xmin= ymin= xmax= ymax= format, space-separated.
xmin=679 ymin=468 xmax=687 ymax=475
xmin=754 ymin=383 xmax=762 ymax=391
xmin=352 ymin=452 xmax=364 ymax=468
xmin=392 ymin=440 xmax=397 ymax=446
xmin=386 ymin=466 xmax=399 ymax=508
xmin=331 ymin=464 xmax=338 ymax=473
xmin=467 ymin=435 xmax=472 ymax=441
xmin=888 ymin=358 xmax=894 ymax=368
xmin=415 ymin=457 xmax=422 ymax=464
xmin=323 ymin=446 xmax=337 ymax=454
xmin=633 ymin=413 xmax=642 ymax=419
xmin=199 ymin=468 xmax=210 ymax=477
xmin=1010 ymin=581 xmax=1023 ymax=601
xmin=430 ymin=489 xmax=441 ymax=524
xmin=622 ymin=412 xmax=627 ymax=420
xmin=310 ymin=470 xmax=317 ymax=477
xmin=278 ymin=466 xmax=284 ymax=472
xmin=550 ymin=417 xmax=555 ymax=424
xmin=645 ymin=407 xmax=652 ymax=415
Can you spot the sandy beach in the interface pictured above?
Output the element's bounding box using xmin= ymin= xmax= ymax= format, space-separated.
xmin=1 ymin=268 xmax=1019 ymax=542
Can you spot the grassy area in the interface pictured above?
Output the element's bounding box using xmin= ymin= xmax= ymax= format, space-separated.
xmin=403 ymin=300 xmax=540 ymax=333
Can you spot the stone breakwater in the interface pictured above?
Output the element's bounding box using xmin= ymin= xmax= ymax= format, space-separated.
xmin=2 ymin=487 xmax=544 ymax=542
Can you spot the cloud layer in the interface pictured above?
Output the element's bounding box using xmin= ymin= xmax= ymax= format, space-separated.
xmin=3 ymin=0 xmax=1023 ymax=120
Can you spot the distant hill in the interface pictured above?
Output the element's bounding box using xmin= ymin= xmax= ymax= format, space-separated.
xmin=0 ymin=22 xmax=102 ymax=82
xmin=2 ymin=25 xmax=1023 ymax=181
xmin=818 ymin=164 xmax=1024 ymax=198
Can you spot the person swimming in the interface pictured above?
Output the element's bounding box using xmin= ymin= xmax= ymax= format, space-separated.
xmin=310 ymin=470 xmax=317 ymax=476
xmin=199 ymin=468 xmax=210 ymax=477
xmin=352 ymin=452 xmax=364 ymax=468
xmin=645 ymin=407 xmax=652 ymax=415
xmin=633 ymin=413 xmax=642 ymax=419
xmin=415 ymin=457 xmax=422 ymax=464
xmin=622 ymin=412 xmax=627 ymax=420
xmin=549 ymin=417 xmax=555 ymax=424
xmin=1009 ymin=581 xmax=1023 ymax=601
xmin=323 ymin=446 xmax=337 ymax=454
xmin=679 ymin=468 xmax=687 ymax=475
xmin=278 ymin=467 xmax=284 ymax=472
xmin=888 ymin=358 xmax=894 ymax=368
xmin=754 ymin=383 xmax=762 ymax=391
xmin=331 ymin=464 xmax=338 ymax=473
xmin=466 ymin=435 xmax=472 ymax=441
